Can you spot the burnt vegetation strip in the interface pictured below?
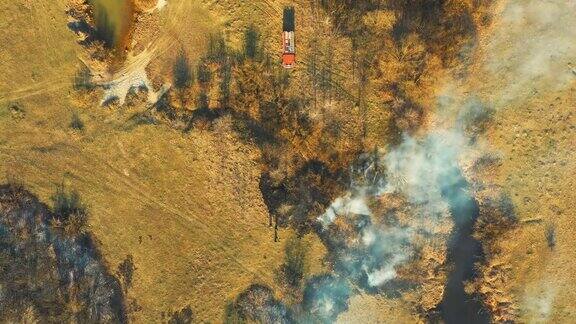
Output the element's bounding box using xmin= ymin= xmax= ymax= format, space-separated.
xmin=0 ymin=183 xmax=127 ymax=323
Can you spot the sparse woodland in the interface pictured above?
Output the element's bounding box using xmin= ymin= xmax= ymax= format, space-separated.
xmin=123 ymin=2 xmax=515 ymax=322
xmin=149 ymin=0 xmax=495 ymax=242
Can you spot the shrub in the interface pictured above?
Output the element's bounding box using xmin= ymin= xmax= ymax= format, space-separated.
xmin=546 ymin=223 xmax=556 ymax=250
xmin=70 ymin=112 xmax=84 ymax=130
xmin=8 ymin=102 xmax=25 ymax=120
xmin=207 ymin=34 xmax=227 ymax=63
xmin=197 ymin=91 xmax=209 ymax=111
xmin=168 ymin=305 xmax=194 ymax=324
xmin=50 ymin=185 xmax=88 ymax=235
xmin=197 ymin=61 xmax=212 ymax=86
xmin=73 ymin=66 xmax=93 ymax=90
xmin=51 ymin=185 xmax=86 ymax=222
xmin=117 ymin=254 xmax=136 ymax=291
xmin=243 ymin=25 xmax=260 ymax=60
xmin=219 ymin=60 xmax=232 ymax=107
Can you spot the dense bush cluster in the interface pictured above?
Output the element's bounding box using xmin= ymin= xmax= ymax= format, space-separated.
xmin=50 ymin=185 xmax=89 ymax=236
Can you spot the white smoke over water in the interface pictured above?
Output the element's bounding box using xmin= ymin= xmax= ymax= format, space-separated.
xmin=316 ymin=129 xmax=471 ymax=290
xmin=303 ymin=275 xmax=352 ymax=321
xmin=384 ymin=131 xmax=470 ymax=215
xmin=309 ymin=1 xmax=576 ymax=319
xmin=317 ymin=195 xmax=372 ymax=228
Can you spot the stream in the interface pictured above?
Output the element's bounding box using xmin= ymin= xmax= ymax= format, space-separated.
xmin=435 ymin=167 xmax=491 ymax=323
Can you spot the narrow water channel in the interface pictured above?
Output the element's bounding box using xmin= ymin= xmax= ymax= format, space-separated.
xmin=434 ymin=167 xmax=491 ymax=323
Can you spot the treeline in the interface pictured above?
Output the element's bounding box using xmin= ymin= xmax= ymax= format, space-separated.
xmin=317 ymin=0 xmax=493 ymax=137
xmin=152 ymin=0 xmax=494 ymax=240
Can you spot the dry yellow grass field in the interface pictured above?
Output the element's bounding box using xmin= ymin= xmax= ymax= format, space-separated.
xmin=0 ymin=0 xmax=329 ymax=321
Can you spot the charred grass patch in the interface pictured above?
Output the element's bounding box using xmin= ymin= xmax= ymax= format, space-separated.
xmin=0 ymin=184 xmax=127 ymax=323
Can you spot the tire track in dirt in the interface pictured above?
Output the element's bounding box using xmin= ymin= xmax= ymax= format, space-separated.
xmin=0 ymin=79 xmax=74 ymax=104
xmin=0 ymin=142 xmax=281 ymax=291
xmin=85 ymin=149 xmax=281 ymax=288
xmin=3 ymin=0 xmax=282 ymax=294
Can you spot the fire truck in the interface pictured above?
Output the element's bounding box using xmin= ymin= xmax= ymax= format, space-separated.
xmin=282 ymin=7 xmax=295 ymax=68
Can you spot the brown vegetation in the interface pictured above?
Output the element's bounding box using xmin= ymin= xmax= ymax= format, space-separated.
xmin=463 ymin=151 xmax=519 ymax=322
xmin=140 ymin=1 xmax=501 ymax=320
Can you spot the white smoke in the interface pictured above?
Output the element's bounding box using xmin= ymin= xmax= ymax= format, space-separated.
xmin=310 ymin=0 xmax=575 ymax=320
xmin=316 ymin=134 xmax=461 ymax=290
xmin=317 ymin=167 xmax=412 ymax=287
xmin=318 ymin=195 xmax=372 ymax=228
xmin=483 ymin=0 xmax=576 ymax=106
xmin=365 ymin=253 xmax=408 ymax=287
xmin=384 ymin=130 xmax=469 ymax=216
xmin=522 ymin=283 xmax=557 ymax=323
